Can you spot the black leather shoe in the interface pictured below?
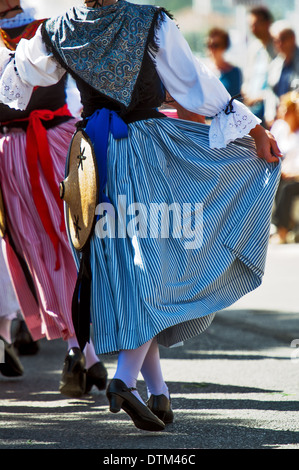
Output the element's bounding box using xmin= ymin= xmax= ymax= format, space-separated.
xmin=59 ymin=347 xmax=86 ymax=398
xmin=14 ymin=320 xmax=39 ymax=356
xmin=147 ymin=394 xmax=174 ymax=424
xmin=106 ymin=378 xmax=165 ymax=432
xmin=85 ymin=361 xmax=108 ymax=393
xmin=0 ymin=336 xmax=24 ymax=377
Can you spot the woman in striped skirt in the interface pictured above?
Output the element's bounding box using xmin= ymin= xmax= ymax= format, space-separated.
xmin=0 ymin=0 xmax=107 ymax=396
xmin=0 ymin=0 xmax=281 ymax=431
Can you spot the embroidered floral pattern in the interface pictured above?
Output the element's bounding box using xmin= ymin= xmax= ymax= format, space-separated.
xmin=0 ymin=49 xmax=31 ymax=111
xmin=209 ymin=100 xmax=261 ymax=149
xmin=44 ymin=1 xmax=158 ymax=109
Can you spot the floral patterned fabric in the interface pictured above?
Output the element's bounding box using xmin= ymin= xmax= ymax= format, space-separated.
xmin=43 ymin=0 xmax=163 ymax=110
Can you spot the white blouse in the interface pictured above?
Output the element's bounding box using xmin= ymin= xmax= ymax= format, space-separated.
xmin=0 ymin=13 xmax=260 ymax=148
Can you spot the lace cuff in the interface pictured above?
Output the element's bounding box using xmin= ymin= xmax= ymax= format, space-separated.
xmin=0 ymin=48 xmax=33 ymax=111
xmin=209 ymin=98 xmax=261 ymax=149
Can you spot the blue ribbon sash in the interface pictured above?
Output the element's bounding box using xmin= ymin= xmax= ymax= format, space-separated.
xmin=85 ymin=108 xmax=128 ymax=217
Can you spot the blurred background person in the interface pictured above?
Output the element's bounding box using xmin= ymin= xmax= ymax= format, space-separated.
xmin=164 ymin=27 xmax=242 ymax=123
xmin=206 ymin=27 xmax=242 ymax=97
xmin=242 ymin=6 xmax=276 ymax=125
xmin=265 ymin=23 xmax=299 ymax=128
xmin=270 ymin=90 xmax=299 ymax=244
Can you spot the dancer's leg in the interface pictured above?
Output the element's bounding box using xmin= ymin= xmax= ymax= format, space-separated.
xmin=84 ymin=340 xmax=101 ymax=370
xmin=141 ymin=337 xmax=169 ymax=398
xmin=113 ymin=339 xmax=154 ymax=403
xmin=0 ymin=316 xmax=24 ymax=377
xmin=67 ymin=336 xmax=100 ymax=370
xmin=107 ymin=339 xmax=166 ymax=431
xmin=0 ymin=317 xmax=12 ymax=344
xmin=67 ymin=335 xmax=80 ymax=351
xmin=61 ymin=336 xmax=107 ymax=397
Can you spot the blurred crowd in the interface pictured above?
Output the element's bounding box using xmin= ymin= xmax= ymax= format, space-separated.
xmin=66 ymin=5 xmax=299 ymax=245
xmin=203 ymin=6 xmax=299 ymax=244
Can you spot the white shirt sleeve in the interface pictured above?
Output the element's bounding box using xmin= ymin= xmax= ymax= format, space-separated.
xmin=153 ymin=14 xmax=261 ymax=148
xmin=0 ymin=14 xmax=259 ymax=146
xmin=0 ymin=25 xmax=65 ymax=111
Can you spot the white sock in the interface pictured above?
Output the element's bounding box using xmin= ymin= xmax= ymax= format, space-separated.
xmin=83 ymin=340 xmax=100 ymax=370
xmin=114 ymin=339 xmax=154 ymax=404
xmin=67 ymin=335 xmax=80 ymax=351
xmin=0 ymin=317 xmax=12 ymax=344
xmin=141 ymin=337 xmax=169 ymax=399
xmin=67 ymin=337 xmax=100 ymax=370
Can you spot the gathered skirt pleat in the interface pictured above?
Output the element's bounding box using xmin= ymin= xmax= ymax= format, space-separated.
xmin=69 ymin=118 xmax=280 ymax=355
xmin=0 ymin=121 xmax=78 ymax=341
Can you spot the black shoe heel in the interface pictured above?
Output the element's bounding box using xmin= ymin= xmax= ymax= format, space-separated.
xmin=108 ymin=392 xmax=124 ymax=413
xmin=106 ymin=379 xmax=165 ymax=432
xmin=0 ymin=336 xmax=24 ymax=377
xmin=60 ymin=369 xmax=86 ymax=397
xmin=147 ymin=394 xmax=174 ymax=424
xmin=59 ymin=348 xmax=86 ymax=398
xmin=85 ymin=361 xmax=108 ymax=393
xmin=14 ymin=320 xmax=39 ymax=356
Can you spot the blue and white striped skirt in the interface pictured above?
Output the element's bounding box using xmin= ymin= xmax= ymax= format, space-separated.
xmin=71 ymin=118 xmax=280 ymax=355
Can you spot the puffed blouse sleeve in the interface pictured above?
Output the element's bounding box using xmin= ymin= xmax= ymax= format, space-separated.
xmin=0 ymin=25 xmax=65 ymax=111
xmin=153 ymin=14 xmax=261 ymax=148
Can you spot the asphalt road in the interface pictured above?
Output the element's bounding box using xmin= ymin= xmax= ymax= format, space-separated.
xmin=0 ymin=244 xmax=299 ymax=454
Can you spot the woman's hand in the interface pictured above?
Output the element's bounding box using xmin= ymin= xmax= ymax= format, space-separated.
xmin=249 ymin=124 xmax=283 ymax=163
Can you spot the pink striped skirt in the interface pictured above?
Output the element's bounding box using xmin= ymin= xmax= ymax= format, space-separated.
xmin=0 ymin=120 xmax=77 ymax=341
xmin=0 ymin=238 xmax=20 ymax=320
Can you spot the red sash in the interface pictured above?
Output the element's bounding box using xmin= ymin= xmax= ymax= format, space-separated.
xmin=3 ymin=105 xmax=72 ymax=270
